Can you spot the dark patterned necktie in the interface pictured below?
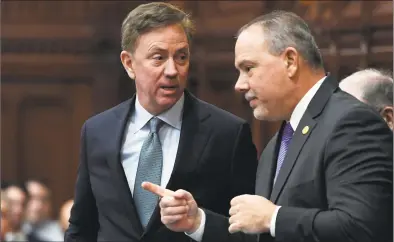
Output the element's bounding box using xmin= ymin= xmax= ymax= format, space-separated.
xmin=133 ymin=117 xmax=163 ymax=229
xmin=274 ymin=122 xmax=294 ymax=184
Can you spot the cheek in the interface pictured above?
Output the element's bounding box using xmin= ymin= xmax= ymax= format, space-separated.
xmin=177 ymin=64 xmax=189 ymax=83
xmin=255 ymin=68 xmax=284 ymax=93
xmin=135 ymin=67 xmax=162 ymax=89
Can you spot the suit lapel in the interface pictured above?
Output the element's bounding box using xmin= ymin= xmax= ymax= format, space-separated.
xmin=106 ymin=96 xmax=144 ymax=236
xmin=167 ymin=92 xmax=212 ymax=192
xmin=270 ymin=115 xmax=316 ymax=202
xmin=143 ymin=91 xmax=212 ymax=234
xmin=270 ymin=74 xmax=338 ymax=203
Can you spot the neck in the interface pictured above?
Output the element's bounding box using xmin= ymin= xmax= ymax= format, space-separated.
xmin=137 ymin=97 xmax=170 ymax=116
xmin=285 ymin=68 xmax=326 ymax=120
xmin=298 ymin=68 xmax=325 ymax=96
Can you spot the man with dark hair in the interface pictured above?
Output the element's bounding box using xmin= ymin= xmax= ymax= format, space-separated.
xmin=23 ymin=179 xmax=63 ymax=241
xmin=1 ymin=192 xmax=11 ymax=241
xmin=340 ymin=68 xmax=393 ymax=130
xmin=146 ymin=10 xmax=393 ymax=242
xmin=65 ymin=2 xmax=257 ymax=242
xmin=3 ymin=183 xmax=28 ymax=241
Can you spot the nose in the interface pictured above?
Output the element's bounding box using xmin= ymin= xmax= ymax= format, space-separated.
xmin=235 ymin=76 xmax=249 ymax=93
xmin=164 ymin=58 xmax=178 ymax=78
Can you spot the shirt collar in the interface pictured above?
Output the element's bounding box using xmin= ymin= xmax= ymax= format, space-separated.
xmin=289 ymin=76 xmax=326 ymax=131
xmin=132 ymin=93 xmax=184 ymax=133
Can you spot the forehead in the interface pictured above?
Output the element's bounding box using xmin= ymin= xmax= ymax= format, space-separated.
xmin=235 ymin=25 xmax=267 ymax=66
xmin=135 ymin=24 xmax=189 ymax=52
xmin=6 ymin=187 xmax=25 ymax=200
xmin=28 ymin=182 xmax=48 ymax=193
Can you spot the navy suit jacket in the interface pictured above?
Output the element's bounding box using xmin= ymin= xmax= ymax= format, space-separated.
xmin=65 ymin=90 xmax=258 ymax=242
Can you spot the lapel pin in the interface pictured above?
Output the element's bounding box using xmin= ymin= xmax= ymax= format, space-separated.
xmin=302 ymin=126 xmax=309 ymax=135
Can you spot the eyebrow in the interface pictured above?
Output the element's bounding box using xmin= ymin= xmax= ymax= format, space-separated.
xmin=235 ymin=60 xmax=253 ymax=70
xmin=148 ymin=46 xmax=189 ymax=53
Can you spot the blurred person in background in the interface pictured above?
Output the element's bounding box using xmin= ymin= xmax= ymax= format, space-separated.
xmin=3 ymin=183 xmax=28 ymax=241
xmin=22 ymin=179 xmax=63 ymax=242
xmin=1 ymin=192 xmax=11 ymax=241
xmin=340 ymin=68 xmax=393 ymax=130
xmin=59 ymin=200 xmax=73 ymax=233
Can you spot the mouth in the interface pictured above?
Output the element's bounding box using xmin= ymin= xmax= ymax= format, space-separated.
xmin=248 ymin=98 xmax=258 ymax=107
xmin=246 ymin=97 xmax=256 ymax=102
xmin=160 ymin=85 xmax=179 ymax=90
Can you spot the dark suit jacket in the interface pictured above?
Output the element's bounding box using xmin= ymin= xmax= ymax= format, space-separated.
xmin=202 ymin=75 xmax=393 ymax=242
xmin=64 ymin=90 xmax=257 ymax=242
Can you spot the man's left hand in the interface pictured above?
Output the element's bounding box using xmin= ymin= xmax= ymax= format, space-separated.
xmin=228 ymin=195 xmax=278 ymax=234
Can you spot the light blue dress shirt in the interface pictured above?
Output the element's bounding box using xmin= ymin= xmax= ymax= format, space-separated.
xmin=121 ymin=94 xmax=184 ymax=195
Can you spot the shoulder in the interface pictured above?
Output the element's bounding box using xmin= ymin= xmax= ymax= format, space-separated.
xmin=195 ymin=98 xmax=248 ymax=126
xmin=321 ymin=90 xmax=392 ymax=150
xmin=326 ymin=90 xmax=386 ymax=127
xmin=83 ymin=99 xmax=132 ymax=128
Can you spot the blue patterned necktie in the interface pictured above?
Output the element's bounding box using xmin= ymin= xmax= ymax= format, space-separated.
xmin=133 ymin=117 xmax=164 ymax=229
xmin=274 ymin=122 xmax=294 ymax=184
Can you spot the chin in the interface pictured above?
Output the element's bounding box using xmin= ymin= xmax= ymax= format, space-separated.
xmin=253 ymin=107 xmax=279 ymax=121
xmin=156 ymin=96 xmax=179 ymax=108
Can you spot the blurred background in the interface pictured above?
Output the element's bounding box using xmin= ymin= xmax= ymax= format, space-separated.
xmin=1 ymin=0 xmax=393 ymax=240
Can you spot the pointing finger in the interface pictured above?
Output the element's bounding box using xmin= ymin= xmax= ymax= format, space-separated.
xmin=142 ymin=182 xmax=175 ymax=197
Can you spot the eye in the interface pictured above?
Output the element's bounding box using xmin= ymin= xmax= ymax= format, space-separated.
xmin=245 ymin=66 xmax=252 ymax=72
xmin=153 ymin=55 xmax=163 ymax=60
xmin=174 ymin=53 xmax=189 ymax=64
xmin=177 ymin=53 xmax=188 ymax=61
xmin=180 ymin=54 xmax=188 ymax=60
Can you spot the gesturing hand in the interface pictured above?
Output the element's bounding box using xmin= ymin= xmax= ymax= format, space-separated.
xmin=228 ymin=195 xmax=278 ymax=234
xmin=142 ymin=182 xmax=201 ymax=234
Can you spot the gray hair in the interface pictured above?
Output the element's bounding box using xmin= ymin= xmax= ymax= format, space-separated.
xmin=121 ymin=2 xmax=195 ymax=53
xmin=237 ymin=10 xmax=324 ymax=70
xmin=340 ymin=68 xmax=393 ymax=112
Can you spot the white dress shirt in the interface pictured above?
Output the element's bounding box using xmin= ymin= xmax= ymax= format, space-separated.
xmin=121 ymin=94 xmax=184 ymax=195
xmin=188 ymin=77 xmax=326 ymax=241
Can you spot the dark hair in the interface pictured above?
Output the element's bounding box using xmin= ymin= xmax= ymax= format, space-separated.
xmin=121 ymin=2 xmax=195 ymax=52
xmin=237 ymin=10 xmax=324 ymax=70
xmin=1 ymin=180 xmax=10 ymax=190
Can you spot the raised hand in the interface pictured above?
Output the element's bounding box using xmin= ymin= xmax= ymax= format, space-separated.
xmin=142 ymin=182 xmax=202 ymax=233
xmin=228 ymin=194 xmax=278 ymax=234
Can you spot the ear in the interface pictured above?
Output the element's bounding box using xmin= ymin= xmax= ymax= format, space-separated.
xmin=120 ymin=50 xmax=136 ymax=80
xmin=381 ymin=106 xmax=393 ymax=130
xmin=282 ymin=47 xmax=299 ymax=78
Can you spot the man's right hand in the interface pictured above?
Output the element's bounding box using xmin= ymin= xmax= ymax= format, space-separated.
xmin=142 ymin=182 xmax=202 ymax=234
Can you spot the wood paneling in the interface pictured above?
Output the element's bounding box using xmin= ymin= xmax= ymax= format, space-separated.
xmin=1 ymin=82 xmax=92 ymax=217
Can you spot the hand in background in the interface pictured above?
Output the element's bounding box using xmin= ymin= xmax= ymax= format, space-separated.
xmin=142 ymin=182 xmax=202 ymax=233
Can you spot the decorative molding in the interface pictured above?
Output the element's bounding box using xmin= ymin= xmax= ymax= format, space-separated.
xmin=1 ymin=38 xmax=118 ymax=54
xmin=1 ymin=75 xmax=94 ymax=84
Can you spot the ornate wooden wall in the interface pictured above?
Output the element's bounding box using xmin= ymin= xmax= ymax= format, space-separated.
xmin=2 ymin=1 xmax=392 ymax=216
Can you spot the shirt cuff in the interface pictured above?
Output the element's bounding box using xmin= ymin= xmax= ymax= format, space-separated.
xmin=185 ymin=208 xmax=206 ymax=242
xmin=270 ymin=206 xmax=281 ymax=237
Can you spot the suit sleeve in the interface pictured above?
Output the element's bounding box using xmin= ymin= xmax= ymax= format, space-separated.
xmin=65 ymin=122 xmax=99 ymax=242
xmin=230 ymin=122 xmax=258 ymax=198
xmin=275 ymin=107 xmax=393 ymax=242
xmin=202 ymin=122 xmax=258 ymax=242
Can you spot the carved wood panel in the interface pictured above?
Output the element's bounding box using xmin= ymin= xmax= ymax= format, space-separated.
xmin=1 ymin=82 xmax=93 ymax=217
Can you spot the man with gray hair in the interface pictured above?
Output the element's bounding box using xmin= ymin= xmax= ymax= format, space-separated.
xmin=146 ymin=10 xmax=393 ymax=242
xmin=340 ymin=68 xmax=393 ymax=130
